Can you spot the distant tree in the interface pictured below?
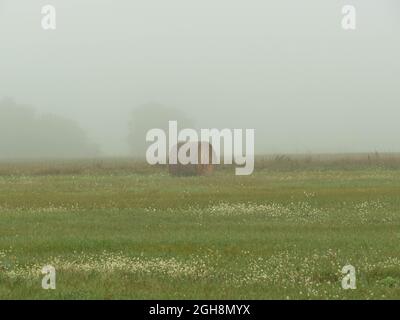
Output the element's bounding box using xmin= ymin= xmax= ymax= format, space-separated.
xmin=0 ymin=98 xmax=99 ymax=159
xmin=128 ymin=103 xmax=194 ymax=158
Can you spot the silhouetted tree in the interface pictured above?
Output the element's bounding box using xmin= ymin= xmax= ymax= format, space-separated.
xmin=128 ymin=103 xmax=194 ymax=158
xmin=0 ymin=98 xmax=99 ymax=159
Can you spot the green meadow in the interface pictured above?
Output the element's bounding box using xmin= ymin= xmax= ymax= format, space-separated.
xmin=0 ymin=155 xmax=400 ymax=299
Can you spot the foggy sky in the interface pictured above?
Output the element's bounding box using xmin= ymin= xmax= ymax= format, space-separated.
xmin=0 ymin=0 xmax=399 ymax=156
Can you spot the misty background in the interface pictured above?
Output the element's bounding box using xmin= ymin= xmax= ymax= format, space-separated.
xmin=0 ymin=0 xmax=399 ymax=158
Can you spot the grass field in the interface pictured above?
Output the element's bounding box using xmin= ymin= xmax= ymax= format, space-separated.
xmin=0 ymin=155 xmax=400 ymax=299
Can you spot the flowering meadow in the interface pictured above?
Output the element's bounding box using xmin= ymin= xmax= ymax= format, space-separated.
xmin=0 ymin=157 xmax=399 ymax=299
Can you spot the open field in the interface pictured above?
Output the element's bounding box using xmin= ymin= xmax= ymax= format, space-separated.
xmin=0 ymin=154 xmax=400 ymax=299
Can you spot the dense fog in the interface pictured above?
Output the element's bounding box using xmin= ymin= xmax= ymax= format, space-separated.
xmin=0 ymin=0 xmax=399 ymax=158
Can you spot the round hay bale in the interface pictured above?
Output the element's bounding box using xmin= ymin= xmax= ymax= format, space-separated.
xmin=169 ymin=141 xmax=215 ymax=176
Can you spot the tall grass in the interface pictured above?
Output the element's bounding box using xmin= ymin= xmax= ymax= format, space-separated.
xmin=1 ymin=153 xmax=400 ymax=176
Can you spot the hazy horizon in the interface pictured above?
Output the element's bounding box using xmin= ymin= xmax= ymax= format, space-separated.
xmin=1 ymin=0 xmax=399 ymax=157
